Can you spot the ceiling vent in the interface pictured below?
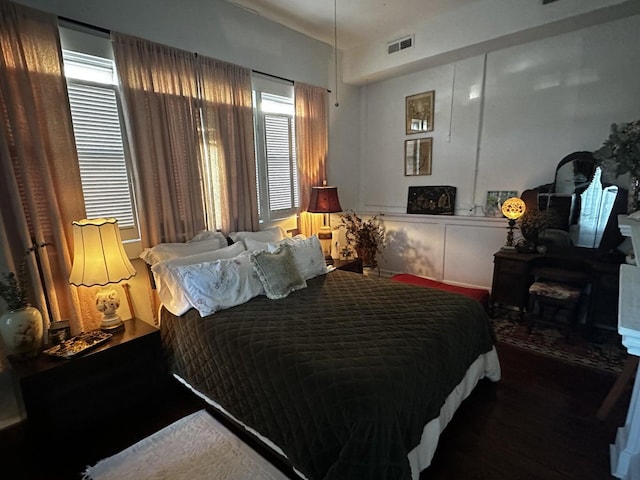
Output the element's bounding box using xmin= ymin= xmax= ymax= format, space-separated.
xmin=387 ymin=35 xmax=414 ymax=55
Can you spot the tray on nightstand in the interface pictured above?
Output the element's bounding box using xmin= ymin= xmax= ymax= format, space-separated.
xmin=43 ymin=330 xmax=112 ymax=359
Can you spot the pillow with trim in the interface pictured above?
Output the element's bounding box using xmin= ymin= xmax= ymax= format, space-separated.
xmin=229 ymin=226 xmax=285 ymax=244
xmin=268 ymin=234 xmax=328 ymax=281
xmin=170 ymin=251 xmax=263 ymax=317
xmin=250 ymin=244 xmax=306 ymax=300
xmin=151 ymin=242 xmax=246 ymax=315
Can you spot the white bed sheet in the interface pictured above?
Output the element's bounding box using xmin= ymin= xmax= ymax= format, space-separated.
xmin=173 ymin=346 xmax=501 ymax=479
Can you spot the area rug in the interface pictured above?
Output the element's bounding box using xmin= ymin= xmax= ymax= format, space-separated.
xmin=492 ymin=312 xmax=627 ymax=375
xmin=83 ymin=409 xmax=290 ymax=480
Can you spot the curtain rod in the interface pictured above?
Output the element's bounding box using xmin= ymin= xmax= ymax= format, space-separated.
xmin=253 ymin=69 xmax=332 ymax=93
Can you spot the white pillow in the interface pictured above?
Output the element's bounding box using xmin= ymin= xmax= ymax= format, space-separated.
xmin=243 ymin=238 xmax=270 ymax=252
xmin=189 ymin=230 xmax=228 ymax=243
xmin=250 ymin=244 xmax=307 ymax=300
xmin=151 ymin=242 xmax=246 ymax=315
xmin=267 ymin=235 xmax=328 ymax=281
xmin=229 ymin=226 xmax=285 ymax=244
xmin=140 ymin=235 xmax=228 ymax=265
xmin=171 ymin=251 xmax=264 ymax=317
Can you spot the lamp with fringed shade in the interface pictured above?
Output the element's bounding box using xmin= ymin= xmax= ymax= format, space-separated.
xmin=69 ymin=218 xmax=136 ymax=331
xmin=308 ymin=184 xmax=342 ymax=264
xmin=500 ymin=197 xmax=526 ymax=252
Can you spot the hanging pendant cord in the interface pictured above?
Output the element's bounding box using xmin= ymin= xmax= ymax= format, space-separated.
xmin=334 ymin=0 xmax=339 ymax=107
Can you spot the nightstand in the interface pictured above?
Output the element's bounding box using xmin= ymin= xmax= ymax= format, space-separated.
xmin=332 ymin=257 xmax=363 ymax=274
xmin=9 ymin=318 xmax=168 ymax=436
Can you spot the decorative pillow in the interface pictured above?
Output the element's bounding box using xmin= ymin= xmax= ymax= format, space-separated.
xmin=229 ymin=226 xmax=285 ymax=244
xmin=250 ymin=244 xmax=306 ymax=300
xmin=140 ymin=236 xmax=228 ymax=265
xmin=243 ymin=237 xmax=270 ymax=252
xmin=268 ymin=235 xmax=328 ymax=281
xmin=170 ymin=251 xmax=264 ymax=317
xmin=151 ymin=242 xmax=246 ymax=316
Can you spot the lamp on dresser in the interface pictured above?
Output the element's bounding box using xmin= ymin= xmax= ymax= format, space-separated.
xmin=308 ymin=183 xmax=342 ymax=265
xmin=500 ymin=197 xmax=526 ymax=252
xmin=69 ymin=218 xmax=136 ymax=332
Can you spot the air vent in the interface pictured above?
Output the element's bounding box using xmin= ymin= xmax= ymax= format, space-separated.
xmin=542 ymin=0 xmax=560 ymax=4
xmin=387 ymin=35 xmax=414 ymax=55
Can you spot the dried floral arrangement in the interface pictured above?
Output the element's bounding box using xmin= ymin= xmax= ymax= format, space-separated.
xmin=338 ymin=210 xmax=385 ymax=256
xmin=0 ymin=265 xmax=28 ymax=311
xmin=518 ymin=209 xmax=553 ymax=241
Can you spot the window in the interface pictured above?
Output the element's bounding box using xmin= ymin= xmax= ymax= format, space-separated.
xmin=60 ymin=28 xmax=139 ymax=243
xmin=253 ymin=77 xmax=298 ymax=223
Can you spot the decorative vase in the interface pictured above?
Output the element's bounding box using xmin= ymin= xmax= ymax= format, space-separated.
xmin=356 ymin=247 xmax=378 ymax=269
xmin=0 ymin=305 xmax=44 ymax=360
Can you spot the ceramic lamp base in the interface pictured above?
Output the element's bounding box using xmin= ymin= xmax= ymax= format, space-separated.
xmin=96 ymin=287 xmax=124 ymax=332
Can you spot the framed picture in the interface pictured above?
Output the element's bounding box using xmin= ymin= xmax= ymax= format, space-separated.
xmin=405 ymin=90 xmax=434 ymax=134
xmin=407 ymin=186 xmax=456 ymax=215
xmin=404 ymin=138 xmax=432 ymax=176
xmin=485 ymin=190 xmax=518 ymax=217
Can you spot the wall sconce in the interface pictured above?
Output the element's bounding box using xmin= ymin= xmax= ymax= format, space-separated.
xmin=501 ymin=197 xmax=526 ymax=252
xmin=308 ymin=184 xmax=342 ymax=265
xmin=69 ymin=218 xmax=136 ymax=331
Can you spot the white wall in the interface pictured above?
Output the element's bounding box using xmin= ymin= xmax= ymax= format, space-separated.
xmin=353 ymin=14 xmax=640 ymax=287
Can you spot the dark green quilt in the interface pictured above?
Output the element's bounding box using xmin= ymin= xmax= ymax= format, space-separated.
xmin=161 ymin=269 xmax=496 ymax=480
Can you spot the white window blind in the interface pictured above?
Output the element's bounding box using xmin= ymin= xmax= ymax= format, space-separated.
xmin=62 ymin=50 xmax=138 ymax=238
xmin=253 ymin=80 xmax=299 ymax=223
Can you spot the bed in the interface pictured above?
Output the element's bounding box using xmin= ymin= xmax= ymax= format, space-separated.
xmin=160 ymin=265 xmax=500 ymax=480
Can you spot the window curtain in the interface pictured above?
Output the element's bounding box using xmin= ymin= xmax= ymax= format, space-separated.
xmin=198 ymin=57 xmax=258 ymax=233
xmin=111 ymin=33 xmax=206 ymax=247
xmin=0 ymin=0 xmax=87 ymax=334
xmin=294 ymin=82 xmax=329 ymax=237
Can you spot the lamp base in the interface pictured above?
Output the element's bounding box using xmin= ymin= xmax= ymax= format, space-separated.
xmin=100 ymin=314 xmax=124 ymax=332
xmin=500 ymin=245 xmax=518 ymax=253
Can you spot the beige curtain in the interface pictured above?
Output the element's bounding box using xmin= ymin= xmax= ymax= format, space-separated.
xmin=0 ymin=0 xmax=86 ymax=333
xmin=295 ymin=82 xmax=329 ymax=236
xmin=112 ymin=34 xmax=206 ymax=246
xmin=198 ymin=57 xmax=258 ymax=233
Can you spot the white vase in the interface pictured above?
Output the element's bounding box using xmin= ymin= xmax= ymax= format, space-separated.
xmin=0 ymin=305 xmax=44 ymax=360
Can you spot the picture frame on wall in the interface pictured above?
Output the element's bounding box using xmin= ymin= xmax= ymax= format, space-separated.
xmin=407 ymin=185 xmax=456 ymax=215
xmin=404 ymin=138 xmax=432 ymax=176
xmin=405 ymin=90 xmax=434 ymax=134
xmin=485 ymin=190 xmax=518 ymax=217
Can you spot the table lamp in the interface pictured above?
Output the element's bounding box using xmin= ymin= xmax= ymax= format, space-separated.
xmin=308 ymin=184 xmax=342 ymax=264
xmin=501 ymin=197 xmax=526 ymax=252
xmin=69 ymin=218 xmax=136 ymax=331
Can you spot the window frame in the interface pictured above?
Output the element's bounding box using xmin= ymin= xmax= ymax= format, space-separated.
xmin=252 ymin=76 xmax=299 ymax=224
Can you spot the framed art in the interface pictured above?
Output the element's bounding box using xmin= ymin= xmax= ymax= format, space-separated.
xmin=407 ymin=185 xmax=456 ymax=215
xmin=404 ymin=138 xmax=432 ymax=176
xmin=405 ymin=90 xmax=434 ymax=134
xmin=485 ymin=190 xmax=518 ymax=217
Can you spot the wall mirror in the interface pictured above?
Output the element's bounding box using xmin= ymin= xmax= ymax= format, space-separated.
xmin=405 ymin=91 xmax=434 ymax=134
xmin=404 ymin=138 xmax=432 ymax=176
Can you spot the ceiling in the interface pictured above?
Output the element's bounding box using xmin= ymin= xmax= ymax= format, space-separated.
xmin=226 ymin=0 xmax=481 ymax=51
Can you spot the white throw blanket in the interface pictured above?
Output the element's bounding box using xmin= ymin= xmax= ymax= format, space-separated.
xmin=83 ymin=409 xmax=289 ymax=480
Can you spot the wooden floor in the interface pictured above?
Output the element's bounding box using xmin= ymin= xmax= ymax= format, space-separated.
xmin=0 ymin=342 xmax=630 ymax=480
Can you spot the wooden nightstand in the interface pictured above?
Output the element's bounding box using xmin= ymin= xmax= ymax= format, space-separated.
xmin=332 ymin=258 xmax=363 ymax=274
xmin=9 ymin=318 xmax=168 ymax=436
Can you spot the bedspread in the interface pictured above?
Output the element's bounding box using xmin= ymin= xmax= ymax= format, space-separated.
xmin=161 ymin=269 xmax=496 ymax=480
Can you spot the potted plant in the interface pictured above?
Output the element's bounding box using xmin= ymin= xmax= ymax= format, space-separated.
xmin=339 ymin=210 xmax=385 ymax=268
xmin=0 ymin=265 xmax=43 ymax=359
xmin=517 ymin=209 xmax=553 ymax=251
xmin=593 ymin=120 xmax=640 ymax=213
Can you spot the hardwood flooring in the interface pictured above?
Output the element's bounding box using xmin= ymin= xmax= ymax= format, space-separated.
xmin=0 ymin=342 xmax=630 ymax=480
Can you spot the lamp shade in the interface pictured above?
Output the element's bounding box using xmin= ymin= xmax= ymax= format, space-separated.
xmin=308 ymin=186 xmax=342 ymax=213
xmin=501 ymin=197 xmax=526 ymax=220
xmin=69 ymin=218 xmax=136 ymax=287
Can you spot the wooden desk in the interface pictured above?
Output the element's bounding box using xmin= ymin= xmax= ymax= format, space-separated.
xmin=490 ymin=248 xmax=622 ymax=328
